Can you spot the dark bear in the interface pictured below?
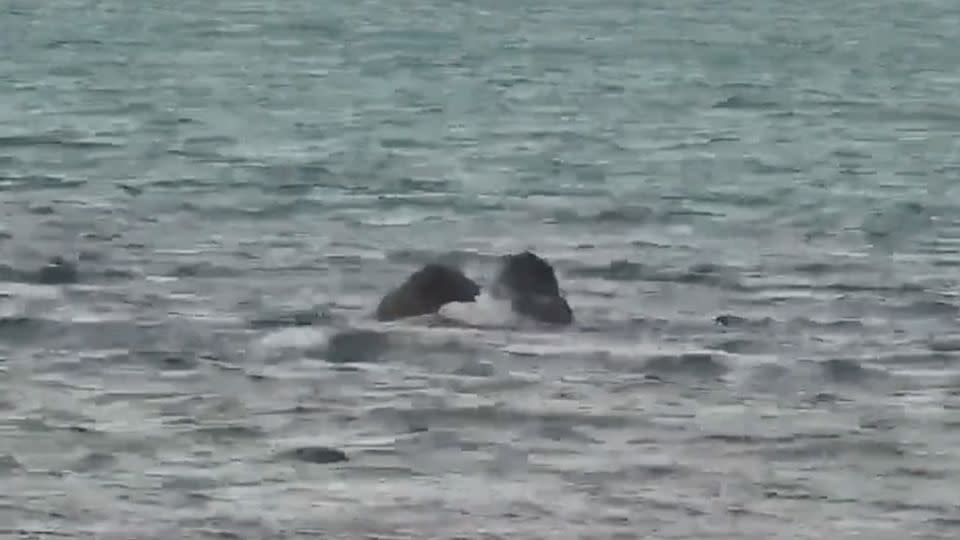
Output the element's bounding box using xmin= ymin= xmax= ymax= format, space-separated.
xmin=375 ymin=263 xmax=481 ymax=321
xmin=492 ymin=251 xmax=573 ymax=325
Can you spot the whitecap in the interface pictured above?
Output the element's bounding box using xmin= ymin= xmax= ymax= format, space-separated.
xmin=258 ymin=326 xmax=331 ymax=349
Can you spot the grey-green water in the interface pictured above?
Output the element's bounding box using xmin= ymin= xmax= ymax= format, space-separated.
xmin=3 ymin=0 xmax=960 ymax=538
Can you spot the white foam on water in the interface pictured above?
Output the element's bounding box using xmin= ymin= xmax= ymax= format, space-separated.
xmin=258 ymin=326 xmax=331 ymax=349
xmin=437 ymin=289 xmax=519 ymax=328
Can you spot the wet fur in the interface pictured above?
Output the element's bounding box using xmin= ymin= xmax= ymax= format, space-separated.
xmin=375 ymin=252 xmax=573 ymax=325
xmin=375 ymin=263 xmax=480 ymax=321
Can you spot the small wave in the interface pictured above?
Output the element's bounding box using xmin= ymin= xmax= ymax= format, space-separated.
xmin=249 ymin=309 xmax=331 ymax=329
xmin=870 ymin=499 xmax=952 ymax=516
xmin=743 ymin=362 xmax=792 ymax=384
xmin=760 ymin=481 xmax=825 ymax=502
xmin=643 ymin=352 xmax=729 ymax=378
xmin=547 ymin=205 xmax=655 ymax=225
xmin=0 ymin=133 xmax=122 ymax=150
xmin=192 ymin=424 xmax=265 ymax=443
xmin=759 ymin=435 xmax=906 ymax=462
xmin=928 ymin=517 xmax=960 ymax=528
xmin=243 ymin=161 xmax=337 ymax=188
xmin=928 ymin=338 xmax=960 ymax=352
xmin=701 ymin=433 xmax=798 ymax=444
xmin=537 ymin=423 xmax=600 ymax=444
xmin=569 ymin=260 xmax=644 ymax=281
xmin=789 ymin=260 xmax=871 ymax=275
xmin=784 ymin=317 xmax=865 ymax=332
xmin=0 ymin=454 xmax=22 ymax=473
xmin=376 ymin=403 xmax=635 ymax=432
xmin=710 ymin=337 xmax=770 ymax=355
xmin=134 ymin=350 xmax=199 ymax=371
xmin=892 ymin=299 xmax=959 ymax=318
xmin=0 ymin=257 xmax=78 ymax=285
xmin=0 ymin=175 xmax=87 ymax=192
xmin=818 ymin=358 xmax=888 ymax=384
xmin=744 ymin=158 xmax=804 ymax=175
xmin=571 ymin=261 xmax=744 ymax=288
xmin=70 ymin=452 xmax=116 ymax=473
xmin=714 ymin=314 xmax=775 ymax=329
xmin=44 ymin=38 xmax=105 ymax=49
xmin=170 ymin=262 xmax=245 ymax=278
xmin=284 ymin=446 xmax=349 ymax=464
xmin=323 ymin=329 xmax=390 ymax=364
xmin=888 ymin=466 xmax=950 ymax=479
xmin=453 ymin=359 xmax=496 ymax=377
xmin=713 ymin=95 xmax=781 ymax=110
xmin=0 ymin=316 xmax=60 ymax=342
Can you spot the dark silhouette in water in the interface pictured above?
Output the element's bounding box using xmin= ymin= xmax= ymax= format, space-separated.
xmin=491 ymin=251 xmax=573 ymax=325
xmin=375 ymin=263 xmax=481 ymax=321
xmin=35 ymin=256 xmax=78 ymax=285
xmin=375 ymin=251 xmax=573 ymax=325
xmin=0 ymin=256 xmax=79 ymax=285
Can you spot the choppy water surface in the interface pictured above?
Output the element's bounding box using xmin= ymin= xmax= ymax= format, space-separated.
xmin=3 ymin=0 xmax=960 ymax=538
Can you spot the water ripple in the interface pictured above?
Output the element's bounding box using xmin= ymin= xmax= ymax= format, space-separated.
xmin=3 ymin=0 xmax=960 ymax=537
